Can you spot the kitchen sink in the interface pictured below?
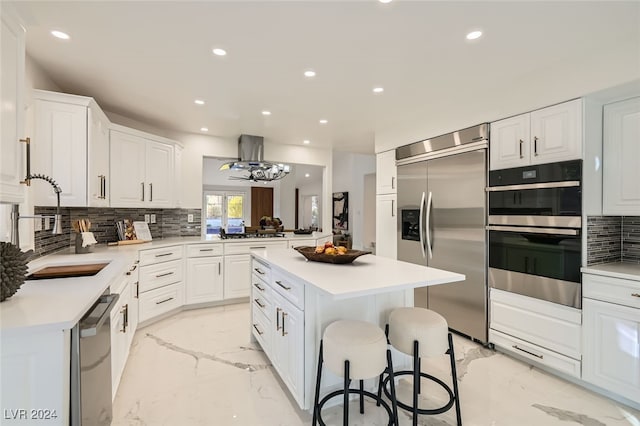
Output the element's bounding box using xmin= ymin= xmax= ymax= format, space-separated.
xmin=26 ymin=262 xmax=110 ymax=280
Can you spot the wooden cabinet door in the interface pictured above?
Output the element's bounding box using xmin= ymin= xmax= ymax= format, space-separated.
xmin=376 ymin=150 xmax=397 ymax=194
xmin=186 ymin=256 xmax=224 ymax=304
xmin=489 ymin=114 xmax=530 ymax=170
xmin=251 ymin=186 xmax=274 ymax=225
xmin=145 ymin=140 xmax=174 ymax=207
xmin=603 ymin=96 xmax=640 ymax=215
xmin=0 ymin=11 xmax=25 ymax=204
xmin=583 ymin=298 xmax=640 ymax=403
xmin=375 ymin=194 xmax=397 ymax=259
xmin=530 ymin=99 xmax=582 ymax=165
xmin=87 ymin=105 xmax=110 ymax=207
xmin=110 ymin=130 xmax=146 ymax=207
xmin=224 ymin=254 xmax=251 ymax=299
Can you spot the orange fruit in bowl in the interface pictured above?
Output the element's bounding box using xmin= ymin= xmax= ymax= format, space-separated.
xmin=324 ymin=247 xmax=337 ymax=255
xmin=315 ymin=245 xmax=325 ymax=254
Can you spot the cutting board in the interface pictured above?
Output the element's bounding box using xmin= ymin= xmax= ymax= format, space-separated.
xmin=28 ymin=263 xmax=109 ymax=279
xmin=107 ymin=240 xmax=150 ymax=246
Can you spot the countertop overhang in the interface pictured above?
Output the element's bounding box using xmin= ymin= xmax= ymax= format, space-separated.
xmin=581 ymin=262 xmax=640 ymax=281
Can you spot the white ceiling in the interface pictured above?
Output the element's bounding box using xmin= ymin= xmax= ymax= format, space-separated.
xmin=11 ymin=1 xmax=640 ymax=154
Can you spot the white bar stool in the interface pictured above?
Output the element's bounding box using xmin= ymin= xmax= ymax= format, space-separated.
xmin=381 ymin=307 xmax=462 ymax=426
xmin=312 ymin=319 xmax=399 ymax=426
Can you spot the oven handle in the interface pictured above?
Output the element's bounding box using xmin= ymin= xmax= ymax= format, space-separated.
xmin=487 ymin=225 xmax=579 ymax=236
xmin=486 ymin=180 xmax=580 ymax=192
xmin=419 ymin=192 xmax=426 ymax=259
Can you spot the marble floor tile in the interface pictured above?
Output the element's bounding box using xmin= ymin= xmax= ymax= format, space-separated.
xmin=113 ymin=303 xmax=640 ymax=426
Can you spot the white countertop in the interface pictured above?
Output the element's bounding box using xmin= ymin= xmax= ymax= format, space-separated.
xmin=582 ymin=262 xmax=640 ymax=281
xmin=0 ymin=233 xmax=332 ymax=334
xmin=252 ymin=248 xmax=465 ymax=299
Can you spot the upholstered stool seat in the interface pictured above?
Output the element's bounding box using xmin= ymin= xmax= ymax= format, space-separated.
xmin=313 ymin=320 xmax=399 ymax=426
xmin=382 ymin=307 xmax=462 ymax=426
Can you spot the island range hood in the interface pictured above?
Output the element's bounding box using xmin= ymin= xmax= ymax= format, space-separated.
xmin=219 ymin=134 xmax=290 ymax=182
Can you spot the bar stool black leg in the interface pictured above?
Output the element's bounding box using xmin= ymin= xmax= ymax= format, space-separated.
xmin=359 ymin=380 xmax=364 ymax=414
xmin=386 ymin=349 xmax=399 ymax=426
xmin=412 ymin=340 xmax=419 ymax=426
xmin=447 ymin=333 xmax=462 ymax=426
xmin=312 ymin=340 xmax=324 ymax=426
xmin=376 ymin=371 xmax=384 ymax=407
xmin=343 ymin=360 xmax=350 ymax=426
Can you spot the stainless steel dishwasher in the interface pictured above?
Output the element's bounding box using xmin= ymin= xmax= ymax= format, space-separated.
xmin=70 ymin=290 xmax=119 ymax=426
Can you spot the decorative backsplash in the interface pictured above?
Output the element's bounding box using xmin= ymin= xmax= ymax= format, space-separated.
xmin=33 ymin=207 xmax=202 ymax=258
xmin=587 ymin=216 xmax=640 ymax=265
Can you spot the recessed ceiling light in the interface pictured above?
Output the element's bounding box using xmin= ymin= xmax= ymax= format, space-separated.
xmin=319 ymin=119 xmax=328 ymax=124
xmin=303 ymin=140 xmax=310 ymax=144
xmin=212 ymin=48 xmax=227 ymax=56
xmin=305 ymin=173 xmax=310 ymax=178
xmin=304 ymin=70 xmax=316 ymax=77
xmin=200 ymin=127 xmax=208 ymax=132
xmin=466 ymin=30 xmax=483 ymax=40
xmin=262 ymin=111 xmax=271 ymax=116
xmin=51 ymin=30 xmax=70 ymax=40
xmin=194 ymin=99 xmax=205 ymax=105
xmin=379 ymin=0 xmax=393 ymax=3
xmin=373 ymin=87 xmax=384 ymax=93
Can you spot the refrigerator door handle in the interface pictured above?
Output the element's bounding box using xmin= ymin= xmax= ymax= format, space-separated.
xmin=419 ymin=191 xmax=426 ymax=258
xmin=425 ymin=191 xmax=433 ymax=259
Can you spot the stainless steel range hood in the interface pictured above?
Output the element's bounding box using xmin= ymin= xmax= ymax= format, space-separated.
xmin=220 ymin=134 xmax=290 ymax=181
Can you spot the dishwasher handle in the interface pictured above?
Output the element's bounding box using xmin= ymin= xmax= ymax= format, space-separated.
xmin=80 ymin=293 xmax=120 ymax=338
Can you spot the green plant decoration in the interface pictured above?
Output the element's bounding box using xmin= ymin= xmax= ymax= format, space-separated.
xmin=1 ymin=242 xmax=29 ymax=302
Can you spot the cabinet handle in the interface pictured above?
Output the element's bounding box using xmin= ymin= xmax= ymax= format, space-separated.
xmin=199 ymin=248 xmax=214 ymax=252
xmin=253 ymin=283 xmax=265 ymax=292
xmin=156 ymin=297 xmax=174 ymax=305
xmin=141 ymin=182 xmax=145 ymax=201
xmin=253 ymin=324 xmax=264 ymax=336
xmin=512 ymin=345 xmax=543 ymax=359
xmin=391 ymin=176 xmax=395 ymax=189
xmin=391 ymin=199 xmax=395 ymax=217
xmin=98 ymin=175 xmax=104 ymax=199
xmin=282 ymin=311 xmax=288 ymax=336
xmin=632 ymin=293 xmax=640 ymax=298
xmin=218 ymin=262 xmax=221 ymax=275
xmin=102 ymin=175 xmax=107 ymax=199
xmin=149 ymin=183 xmax=153 ymax=202
xmin=155 ymin=252 xmax=174 ymax=257
xmin=275 ymin=280 xmax=291 ymax=291
xmin=126 ymin=264 xmax=138 ymax=275
xmin=254 ymin=268 xmax=265 ymax=275
xmin=533 ymin=136 xmax=538 ymax=156
xmin=135 ymin=281 xmax=139 ymax=298
xmin=120 ymin=304 xmax=128 ymax=333
xmin=254 ymin=298 xmax=265 ymax=308
xmin=276 ymin=307 xmax=282 ymax=330
xmin=519 ymin=139 xmax=523 ymax=159
xmin=19 ymin=138 xmax=31 ymax=186
xmin=250 ymin=246 xmax=266 ymax=250
xmin=156 ymin=271 xmax=174 ymax=278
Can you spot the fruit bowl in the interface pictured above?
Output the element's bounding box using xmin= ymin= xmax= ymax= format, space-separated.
xmin=293 ymin=246 xmax=371 ymax=264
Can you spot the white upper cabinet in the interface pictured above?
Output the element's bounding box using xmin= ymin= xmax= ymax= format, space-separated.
xmin=0 ymin=9 xmax=25 ymax=204
xmin=110 ymin=126 xmax=176 ymax=208
xmin=376 ymin=150 xmax=397 ymax=194
xmin=602 ymin=96 xmax=640 ymax=215
xmin=31 ymin=90 xmax=111 ymax=207
xmin=490 ymin=99 xmax=582 ymax=170
xmin=174 ymin=145 xmax=183 ymax=208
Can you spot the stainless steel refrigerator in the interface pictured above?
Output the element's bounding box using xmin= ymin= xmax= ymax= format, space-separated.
xmin=396 ymin=124 xmax=488 ymax=343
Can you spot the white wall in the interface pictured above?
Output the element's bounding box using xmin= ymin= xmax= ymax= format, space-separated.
xmin=332 ymin=152 xmax=376 ymax=249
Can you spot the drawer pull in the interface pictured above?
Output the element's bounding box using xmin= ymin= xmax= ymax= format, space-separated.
xmin=126 ymin=264 xmax=138 ymax=275
xmin=275 ymin=280 xmax=291 ymax=291
xmin=199 ymin=248 xmax=214 ymax=252
xmin=156 ymin=297 xmax=174 ymax=305
xmin=254 ymin=268 xmax=266 ymax=275
xmin=254 ymin=298 xmax=265 ymax=308
xmin=135 ymin=282 xmax=139 ymax=298
xmin=253 ymin=283 xmax=265 ymax=292
xmin=253 ymin=324 xmax=264 ymax=336
xmin=250 ymin=246 xmax=266 ymax=250
xmin=512 ymin=345 xmax=543 ymax=359
xmin=156 ymin=271 xmax=175 ymax=278
xmin=155 ymin=252 xmax=174 ymax=257
xmin=632 ymin=293 xmax=640 ymax=298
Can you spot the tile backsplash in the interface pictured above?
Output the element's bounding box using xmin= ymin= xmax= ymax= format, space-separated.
xmin=587 ymin=216 xmax=640 ymax=265
xmin=33 ymin=207 xmax=201 ymax=258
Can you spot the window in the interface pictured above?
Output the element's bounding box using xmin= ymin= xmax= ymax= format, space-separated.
xmin=204 ymin=191 xmax=245 ymax=235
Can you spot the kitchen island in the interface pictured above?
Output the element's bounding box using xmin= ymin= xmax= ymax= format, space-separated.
xmin=249 ymin=248 xmax=465 ymax=410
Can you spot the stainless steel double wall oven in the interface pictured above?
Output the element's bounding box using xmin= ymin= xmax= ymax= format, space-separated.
xmin=487 ymin=160 xmax=582 ymax=308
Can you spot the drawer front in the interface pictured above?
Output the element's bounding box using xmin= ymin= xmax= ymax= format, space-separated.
xmin=583 ymin=273 xmax=640 ymax=309
xmin=252 ymin=308 xmax=272 ymax=356
xmin=139 ymin=259 xmax=183 ymax=292
xmin=139 ymin=245 xmax=184 ymax=266
xmin=186 ymin=243 xmax=223 ymax=258
xmin=224 ymin=240 xmax=288 ymax=255
xmin=252 ymin=282 xmax=274 ymax=322
xmin=272 ymin=270 xmax=304 ymax=310
xmin=139 ymin=282 xmax=184 ymax=323
xmin=490 ymin=289 xmax=581 ymax=359
xmin=251 ymin=258 xmax=271 ymax=283
xmin=490 ymin=329 xmax=581 ymax=379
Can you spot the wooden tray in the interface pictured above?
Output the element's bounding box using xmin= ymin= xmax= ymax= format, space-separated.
xmin=27 ymin=263 xmax=109 ymax=280
xmin=294 ymin=246 xmax=371 ymax=264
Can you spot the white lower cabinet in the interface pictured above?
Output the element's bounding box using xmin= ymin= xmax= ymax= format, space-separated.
xmin=583 ymin=273 xmax=640 ymax=403
xmin=489 ymin=288 xmax=582 ymax=378
xmin=110 ymin=282 xmax=130 ymax=399
xmin=186 ymin=256 xmax=224 ymax=304
xmin=376 ymin=194 xmax=397 ymax=259
xmin=224 ymin=254 xmax=251 ymax=299
xmin=138 ymin=282 xmax=185 ymax=323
